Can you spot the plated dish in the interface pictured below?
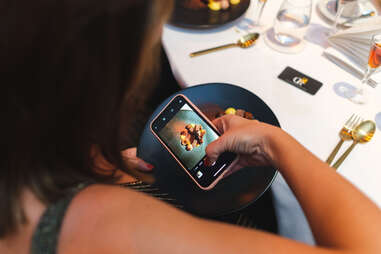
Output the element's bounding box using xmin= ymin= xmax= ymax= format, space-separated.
xmin=317 ymin=0 xmax=378 ymax=27
xmin=137 ymin=83 xmax=280 ymax=217
xmin=169 ymin=0 xmax=251 ymax=29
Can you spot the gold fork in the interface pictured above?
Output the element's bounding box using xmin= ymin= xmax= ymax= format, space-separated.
xmin=326 ymin=114 xmax=362 ymax=166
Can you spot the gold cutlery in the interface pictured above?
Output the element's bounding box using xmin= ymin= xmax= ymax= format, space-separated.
xmin=332 ymin=120 xmax=376 ymax=170
xmin=189 ymin=33 xmax=259 ymax=57
xmin=326 ymin=114 xmax=362 ymax=165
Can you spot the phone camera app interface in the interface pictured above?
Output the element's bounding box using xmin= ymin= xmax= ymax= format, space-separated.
xmin=158 ymin=103 xmax=219 ymax=172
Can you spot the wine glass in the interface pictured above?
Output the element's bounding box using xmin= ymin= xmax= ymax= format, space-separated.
xmin=331 ymin=0 xmax=358 ymax=34
xmin=346 ymin=34 xmax=381 ymax=104
xmin=252 ymin=0 xmax=268 ymax=26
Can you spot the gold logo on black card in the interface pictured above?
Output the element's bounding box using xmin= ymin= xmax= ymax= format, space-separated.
xmin=293 ymin=77 xmax=308 ymax=87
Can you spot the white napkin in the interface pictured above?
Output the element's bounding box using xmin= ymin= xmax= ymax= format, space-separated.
xmin=324 ymin=16 xmax=381 ymax=87
xmin=323 ymin=47 xmax=380 ymax=87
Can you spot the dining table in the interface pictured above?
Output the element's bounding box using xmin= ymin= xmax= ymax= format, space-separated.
xmin=161 ymin=0 xmax=381 ymax=244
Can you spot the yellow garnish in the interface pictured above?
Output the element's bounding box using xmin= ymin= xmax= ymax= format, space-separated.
xmin=208 ymin=0 xmax=221 ymax=11
xmin=230 ymin=0 xmax=240 ymax=5
xmin=225 ymin=107 xmax=236 ymax=115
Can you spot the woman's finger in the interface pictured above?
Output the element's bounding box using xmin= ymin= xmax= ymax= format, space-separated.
xmin=205 ymin=133 xmax=232 ymax=165
xmin=122 ymin=147 xmax=154 ymax=172
xmin=212 ymin=115 xmax=232 ymax=133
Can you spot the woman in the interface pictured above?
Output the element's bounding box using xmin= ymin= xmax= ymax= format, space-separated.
xmin=1 ymin=0 xmax=381 ymax=254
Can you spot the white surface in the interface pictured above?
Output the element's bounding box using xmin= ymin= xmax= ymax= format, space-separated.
xmin=162 ymin=0 xmax=381 ymax=245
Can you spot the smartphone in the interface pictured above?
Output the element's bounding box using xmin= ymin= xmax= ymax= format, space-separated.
xmin=150 ymin=94 xmax=237 ymax=190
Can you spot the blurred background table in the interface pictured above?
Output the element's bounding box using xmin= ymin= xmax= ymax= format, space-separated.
xmin=161 ymin=0 xmax=381 ymax=244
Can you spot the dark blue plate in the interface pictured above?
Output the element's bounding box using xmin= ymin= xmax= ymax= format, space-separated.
xmin=137 ymin=83 xmax=279 ymax=217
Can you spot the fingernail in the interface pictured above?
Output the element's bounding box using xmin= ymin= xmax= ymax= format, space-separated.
xmin=204 ymin=158 xmax=215 ymax=167
xmin=146 ymin=163 xmax=154 ymax=170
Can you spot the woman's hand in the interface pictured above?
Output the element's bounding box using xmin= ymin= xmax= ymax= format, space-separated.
xmin=205 ymin=115 xmax=278 ymax=175
xmin=92 ymin=146 xmax=154 ymax=182
xmin=92 ymin=146 xmax=154 ymax=173
xmin=121 ymin=147 xmax=154 ymax=172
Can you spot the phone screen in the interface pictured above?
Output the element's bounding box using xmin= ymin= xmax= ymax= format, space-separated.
xmin=152 ymin=95 xmax=236 ymax=188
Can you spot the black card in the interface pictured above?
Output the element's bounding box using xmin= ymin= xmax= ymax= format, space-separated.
xmin=278 ymin=67 xmax=323 ymax=95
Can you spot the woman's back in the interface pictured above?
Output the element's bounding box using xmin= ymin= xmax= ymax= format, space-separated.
xmin=0 ymin=185 xmax=148 ymax=254
xmin=0 ymin=183 xmax=203 ymax=254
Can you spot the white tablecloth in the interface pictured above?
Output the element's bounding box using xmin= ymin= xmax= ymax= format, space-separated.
xmin=162 ymin=0 xmax=381 ymax=245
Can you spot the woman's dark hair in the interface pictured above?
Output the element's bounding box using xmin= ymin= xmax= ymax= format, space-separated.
xmin=1 ymin=0 xmax=173 ymax=237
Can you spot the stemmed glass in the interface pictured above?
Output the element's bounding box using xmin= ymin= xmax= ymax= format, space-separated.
xmin=346 ymin=34 xmax=381 ymax=104
xmin=331 ymin=0 xmax=358 ymax=34
xmin=252 ymin=0 xmax=268 ymax=26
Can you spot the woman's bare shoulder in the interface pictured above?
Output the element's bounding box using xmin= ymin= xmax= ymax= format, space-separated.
xmin=56 ymin=184 xmax=170 ymax=254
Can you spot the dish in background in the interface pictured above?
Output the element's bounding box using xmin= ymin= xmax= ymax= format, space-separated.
xmin=169 ymin=0 xmax=251 ymax=29
xmin=317 ymin=0 xmax=378 ymax=27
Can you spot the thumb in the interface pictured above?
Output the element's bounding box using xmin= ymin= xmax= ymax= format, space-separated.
xmin=205 ymin=134 xmax=230 ymax=165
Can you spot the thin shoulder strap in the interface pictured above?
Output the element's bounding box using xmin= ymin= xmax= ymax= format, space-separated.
xmin=30 ymin=184 xmax=91 ymax=254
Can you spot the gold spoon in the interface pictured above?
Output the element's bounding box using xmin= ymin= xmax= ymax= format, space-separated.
xmin=189 ymin=33 xmax=260 ymax=57
xmin=332 ymin=120 xmax=376 ymax=170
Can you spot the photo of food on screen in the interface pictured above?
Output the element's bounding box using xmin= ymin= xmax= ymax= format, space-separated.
xmin=158 ymin=103 xmax=219 ymax=170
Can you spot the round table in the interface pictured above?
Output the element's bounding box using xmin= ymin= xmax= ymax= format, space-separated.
xmin=161 ymin=0 xmax=381 ymax=245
